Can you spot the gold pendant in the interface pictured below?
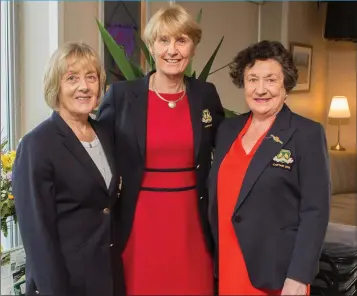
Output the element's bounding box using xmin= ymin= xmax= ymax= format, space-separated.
xmin=168 ymin=101 xmax=176 ymax=108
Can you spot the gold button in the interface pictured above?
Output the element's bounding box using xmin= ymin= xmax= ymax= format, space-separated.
xmin=103 ymin=208 xmax=111 ymax=215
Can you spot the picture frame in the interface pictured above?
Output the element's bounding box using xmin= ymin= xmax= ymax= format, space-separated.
xmin=290 ymin=43 xmax=312 ymax=92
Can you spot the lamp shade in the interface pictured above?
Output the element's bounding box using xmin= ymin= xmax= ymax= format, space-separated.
xmin=328 ymin=96 xmax=351 ymax=118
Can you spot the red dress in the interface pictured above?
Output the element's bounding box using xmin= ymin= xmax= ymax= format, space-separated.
xmin=122 ymin=90 xmax=213 ymax=295
xmin=217 ymin=114 xmax=279 ymax=295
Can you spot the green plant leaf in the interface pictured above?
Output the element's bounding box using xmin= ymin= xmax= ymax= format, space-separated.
xmin=134 ymin=31 xmax=155 ymax=71
xmin=196 ymin=8 xmax=203 ymax=24
xmin=224 ymin=108 xmax=238 ymax=118
xmin=198 ymin=36 xmax=224 ymax=81
xmin=184 ymin=62 xmax=193 ymax=77
xmin=128 ymin=59 xmax=145 ymax=77
xmin=96 ymin=19 xmax=137 ymax=80
xmin=191 ymin=71 xmax=196 ymax=79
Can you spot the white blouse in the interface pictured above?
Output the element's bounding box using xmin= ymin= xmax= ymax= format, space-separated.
xmin=81 ymin=135 xmax=112 ymax=189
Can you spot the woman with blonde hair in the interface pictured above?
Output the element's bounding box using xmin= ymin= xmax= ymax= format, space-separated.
xmin=97 ymin=4 xmax=224 ymax=295
xmin=12 ymin=42 xmax=125 ymax=296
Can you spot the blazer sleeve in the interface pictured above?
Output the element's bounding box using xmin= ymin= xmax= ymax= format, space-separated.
xmin=209 ymin=83 xmax=225 ymax=147
xmin=13 ymin=136 xmax=71 ymax=295
xmin=286 ymin=124 xmax=331 ymax=284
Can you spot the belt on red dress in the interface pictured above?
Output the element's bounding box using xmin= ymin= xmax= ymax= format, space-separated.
xmin=140 ymin=167 xmax=196 ymax=192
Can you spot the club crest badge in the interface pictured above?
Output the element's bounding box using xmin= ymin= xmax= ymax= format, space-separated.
xmin=272 ymin=149 xmax=294 ymax=170
xmin=202 ymin=109 xmax=212 ymax=124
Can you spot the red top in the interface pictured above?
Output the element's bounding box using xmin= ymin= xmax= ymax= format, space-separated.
xmin=217 ymin=114 xmax=280 ymax=295
xmin=122 ymin=90 xmax=213 ymax=295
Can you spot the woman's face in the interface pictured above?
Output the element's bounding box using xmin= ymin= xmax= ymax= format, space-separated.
xmin=58 ymin=57 xmax=99 ymax=119
xmin=151 ymin=31 xmax=195 ymax=77
xmin=244 ymin=59 xmax=287 ymax=118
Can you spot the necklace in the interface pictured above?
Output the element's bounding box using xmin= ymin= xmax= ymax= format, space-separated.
xmin=152 ymin=74 xmax=186 ymax=108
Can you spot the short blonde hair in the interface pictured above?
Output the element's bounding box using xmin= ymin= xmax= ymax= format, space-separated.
xmin=44 ymin=42 xmax=106 ymax=110
xmin=144 ymin=4 xmax=202 ymax=47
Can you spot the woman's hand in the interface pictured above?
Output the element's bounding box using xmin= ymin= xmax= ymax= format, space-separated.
xmin=281 ymin=278 xmax=307 ymax=295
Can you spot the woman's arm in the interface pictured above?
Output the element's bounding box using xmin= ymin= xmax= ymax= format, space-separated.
xmin=13 ymin=135 xmax=71 ymax=295
xmin=284 ymin=123 xmax=330 ymax=290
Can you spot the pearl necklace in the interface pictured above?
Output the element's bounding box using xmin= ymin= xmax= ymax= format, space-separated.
xmin=152 ymin=74 xmax=186 ymax=108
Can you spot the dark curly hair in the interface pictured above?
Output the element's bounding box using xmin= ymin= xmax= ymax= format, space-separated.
xmin=229 ymin=40 xmax=298 ymax=92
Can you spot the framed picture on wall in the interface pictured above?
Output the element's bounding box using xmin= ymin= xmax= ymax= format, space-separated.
xmin=290 ymin=43 xmax=312 ymax=92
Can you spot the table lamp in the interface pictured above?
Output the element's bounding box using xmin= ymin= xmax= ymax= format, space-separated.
xmin=328 ymin=96 xmax=351 ymax=151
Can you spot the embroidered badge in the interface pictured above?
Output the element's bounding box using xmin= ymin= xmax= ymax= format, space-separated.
xmin=269 ymin=134 xmax=283 ymax=144
xmin=202 ymin=109 xmax=212 ymax=124
xmin=272 ymin=149 xmax=294 ymax=170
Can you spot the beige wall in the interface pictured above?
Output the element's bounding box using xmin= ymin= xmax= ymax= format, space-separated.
xmin=63 ymin=2 xmax=99 ymax=53
xmin=286 ymin=2 xmax=328 ymax=123
xmin=325 ymin=42 xmax=356 ymax=150
xmin=20 ymin=2 xmax=53 ymax=136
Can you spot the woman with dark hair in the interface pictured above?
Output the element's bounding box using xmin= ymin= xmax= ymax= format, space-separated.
xmin=208 ymin=40 xmax=330 ymax=295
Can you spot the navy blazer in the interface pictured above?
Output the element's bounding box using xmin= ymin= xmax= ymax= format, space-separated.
xmin=12 ymin=112 xmax=125 ymax=296
xmin=208 ymin=104 xmax=330 ymax=290
xmin=96 ymin=72 xmax=224 ymax=255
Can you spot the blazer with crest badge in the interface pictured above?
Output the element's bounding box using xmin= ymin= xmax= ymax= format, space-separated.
xmin=12 ymin=112 xmax=125 ymax=296
xmin=208 ymin=104 xmax=331 ymax=290
xmin=96 ymin=72 xmax=225 ymax=256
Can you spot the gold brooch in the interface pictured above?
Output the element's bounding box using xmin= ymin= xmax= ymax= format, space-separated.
xmin=270 ymin=134 xmax=283 ymax=144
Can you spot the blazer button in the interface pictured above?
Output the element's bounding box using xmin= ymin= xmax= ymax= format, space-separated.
xmin=200 ymin=196 xmax=204 ymax=200
xmin=102 ymin=208 xmax=111 ymax=215
xmin=109 ymin=243 xmax=114 ymax=247
xmin=35 ymin=291 xmax=39 ymax=295
xmin=196 ymin=164 xmax=200 ymax=170
xmin=234 ymin=215 xmax=242 ymax=223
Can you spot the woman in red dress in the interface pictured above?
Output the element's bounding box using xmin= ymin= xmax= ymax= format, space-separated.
xmin=96 ymin=4 xmax=224 ymax=295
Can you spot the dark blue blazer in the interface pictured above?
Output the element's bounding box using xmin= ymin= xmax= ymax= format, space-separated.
xmin=12 ymin=112 xmax=125 ymax=296
xmin=96 ymin=72 xmax=225 ymax=256
xmin=208 ymin=104 xmax=331 ymax=290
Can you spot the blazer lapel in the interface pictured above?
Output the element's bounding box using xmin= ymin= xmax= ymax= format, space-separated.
xmin=185 ymin=77 xmax=202 ymax=162
xmin=233 ymin=104 xmax=297 ymax=213
xmin=208 ymin=114 xmax=249 ymax=244
xmin=90 ymin=118 xmax=117 ymax=193
xmin=51 ymin=112 xmax=108 ymax=194
xmin=131 ymin=75 xmax=150 ymax=162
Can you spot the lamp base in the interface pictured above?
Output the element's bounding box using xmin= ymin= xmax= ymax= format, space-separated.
xmin=331 ymin=143 xmax=346 ymax=151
